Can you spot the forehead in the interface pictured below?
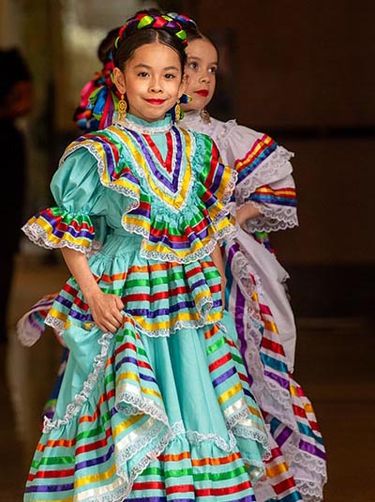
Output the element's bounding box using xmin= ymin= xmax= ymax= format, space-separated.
xmin=128 ymin=42 xmax=181 ymax=68
xmin=186 ymin=38 xmax=218 ymax=61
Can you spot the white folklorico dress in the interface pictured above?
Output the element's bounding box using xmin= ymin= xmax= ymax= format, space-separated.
xmin=181 ymin=111 xmax=327 ymax=502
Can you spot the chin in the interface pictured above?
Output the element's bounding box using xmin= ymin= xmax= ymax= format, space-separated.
xmin=143 ymin=110 xmax=168 ymax=121
xmin=190 ymin=96 xmax=208 ymax=111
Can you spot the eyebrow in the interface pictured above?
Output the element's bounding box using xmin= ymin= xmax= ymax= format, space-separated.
xmin=134 ymin=63 xmax=179 ymax=71
xmin=187 ymin=56 xmax=218 ymax=65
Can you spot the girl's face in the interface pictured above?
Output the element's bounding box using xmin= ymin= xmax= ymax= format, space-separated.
xmin=183 ymin=38 xmax=218 ymax=112
xmin=113 ymin=42 xmax=185 ymax=122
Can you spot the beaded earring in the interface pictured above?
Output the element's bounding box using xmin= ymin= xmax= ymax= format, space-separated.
xmin=174 ymin=99 xmax=182 ymax=121
xmin=117 ymin=94 xmax=127 ymax=123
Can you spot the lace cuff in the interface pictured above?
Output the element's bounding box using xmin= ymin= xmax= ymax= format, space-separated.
xmin=22 ymin=207 xmax=95 ymax=254
xmin=235 ymin=144 xmax=294 ymax=205
xmin=243 ymin=202 xmax=298 ymax=233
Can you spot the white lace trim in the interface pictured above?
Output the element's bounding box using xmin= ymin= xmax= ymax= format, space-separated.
xmin=43 ymin=331 xmax=113 ymax=432
xmin=116 ymin=392 xmax=168 ymax=425
xmin=254 ymin=454 xmax=326 ymax=502
xmin=61 ymin=141 xmax=140 ymax=210
xmin=226 ymin=405 xmax=271 ymax=459
xmin=138 ymin=223 xmax=236 ymax=264
xmin=121 ymin=221 xmax=148 ymax=240
xmin=221 ymin=165 xmax=238 ymax=206
xmin=296 ymin=480 xmax=324 ymax=501
xmin=186 ymin=429 xmax=237 ymax=452
xmin=115 ymin=119 xmax=172 ymax=134
xmin=45 ymin=311 xmax=226 ymax=340
xmin=78 ymin=419 xmax=268 ymax=502
xmin=283 ymin=440 xmax=327 ymax=480
xmin=244 ymin=203 xmax=298 ymax=234
xmin=228 ymin=242 xmax=261 ymax=314
xmin=217 ymin=119 xmax=239 ymax=149
xmin=22 ymin=222 xmax=91 ymax=254
xmin=225 ymin=243 xmax=298 ymax=429
xmin=45 ymin=314 xmax=65 ymax=336
xmin=81 ymin=422 xmax=174 ymax=502
xmin=123 ymin=216 xmax=233 ymax=254
xmin=245 ymin=314 xmax=296 ymax=428
xmin=235 ymin=146 xmax=294 ymax=203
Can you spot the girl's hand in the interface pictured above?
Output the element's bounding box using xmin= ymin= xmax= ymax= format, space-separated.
xmin=60 ymin=248 xmax=124 ymax=333
xmin=236 ymin=202 xmax=261 ymax=227
xmin=86 ymin=290 xmax=124 ymax=333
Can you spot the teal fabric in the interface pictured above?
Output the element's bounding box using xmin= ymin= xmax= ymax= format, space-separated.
xmin=23 ymin=114 xmax=269 ymax=501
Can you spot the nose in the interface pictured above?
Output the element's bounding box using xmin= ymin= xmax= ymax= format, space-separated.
xmin=149 ymin=76 xmax=162 ymax=93
xmin=199 ymin=72 xmax=210 ymax=84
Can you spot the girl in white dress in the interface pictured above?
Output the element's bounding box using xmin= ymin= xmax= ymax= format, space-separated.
xmin=173 ymin=13 xmax=327 ymax=502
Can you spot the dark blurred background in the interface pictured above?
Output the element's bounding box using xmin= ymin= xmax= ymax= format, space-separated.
xmin=0 ymin=0 xmax=374 ymax=500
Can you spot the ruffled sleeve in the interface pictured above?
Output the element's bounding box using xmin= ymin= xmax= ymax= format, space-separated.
xmin=22 ymin=148 xmax=106 ymax=254
xmin=224 ymin=123 xmax=298 ymax=233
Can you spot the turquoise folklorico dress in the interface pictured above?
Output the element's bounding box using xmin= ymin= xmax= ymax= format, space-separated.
xmin=22 ymin=114 xmax=270 ymax=501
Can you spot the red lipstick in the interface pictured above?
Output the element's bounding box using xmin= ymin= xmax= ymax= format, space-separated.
xmin=145 ymin=99 xmax=166 ymax=105
xmin=195 ymin=89 xmax=209 ymax=97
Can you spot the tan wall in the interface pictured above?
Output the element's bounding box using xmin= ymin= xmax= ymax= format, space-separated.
xmin=195 ymin=0 xmax=375 ymax=128
xmin=192 ymin=0 xmax=375 ymax=265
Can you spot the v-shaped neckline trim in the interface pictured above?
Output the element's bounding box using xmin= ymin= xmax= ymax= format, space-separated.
xmin=143 ymin=131 xmax=173 ymax=174
xmin=108 ymin=125 xmax=196 ymax=213
xmin=127 ymin=128 xmax=183 ymax=194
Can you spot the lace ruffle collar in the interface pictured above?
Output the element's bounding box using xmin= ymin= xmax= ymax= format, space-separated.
xmin=115 ymin=112 xmax=173 ymax=134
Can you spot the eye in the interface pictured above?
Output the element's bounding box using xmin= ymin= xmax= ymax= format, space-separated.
xmin=188 ymin=61 xmax=199 ymax=71
xmin=137 ymin=71 xmax=149 ymax=78
xmin=209 ymin=66 xmax=218 ymax=74
xmin=165 ymin=73 xmax=177 ymax=80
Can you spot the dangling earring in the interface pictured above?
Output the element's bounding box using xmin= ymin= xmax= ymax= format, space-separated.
xmin=117 ymin=94 xmax=127 ymax=123
xmin=174 ymin=99 xmax=182 ymax=122
xmin=200 ymin=108 xmax=211 ymax=124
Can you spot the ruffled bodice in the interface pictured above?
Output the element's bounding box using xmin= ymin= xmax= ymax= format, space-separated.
xmin=181 ymin=111 xmax=298 ymax=234
xmin=22 ymin=114 xmax=236 ymax=336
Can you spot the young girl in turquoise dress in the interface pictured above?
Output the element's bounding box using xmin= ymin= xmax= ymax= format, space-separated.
xmin=21 ymin=11 xmax=270 ymax=501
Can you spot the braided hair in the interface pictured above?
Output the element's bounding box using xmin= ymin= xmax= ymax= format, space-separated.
xmin=113 ymin=9 xmax=187 ymax=71
xmin=73 ymin=27 xmax=119 ymax=131
xmin=74 ymin=9 xmax=188 ymax=131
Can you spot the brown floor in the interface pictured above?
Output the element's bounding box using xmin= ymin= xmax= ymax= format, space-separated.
xmin=0 ymin=251 xmax=374 ymax=501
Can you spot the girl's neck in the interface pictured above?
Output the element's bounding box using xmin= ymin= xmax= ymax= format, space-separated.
xmin=120 ymin=112 xmax=173 ymax=134
xmin=180 ymin=109 xmax=205 ymax=124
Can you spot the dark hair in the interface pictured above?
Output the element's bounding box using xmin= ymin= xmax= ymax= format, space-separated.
xmin=114 ymin=29 xmax=186 ymax=71
xmin=73 ymin=10 xmax=188 ymax=130
xmin=97 ymin=27 xmax=120 ymax=64
xmin=166 ymin=12 xmax=219 ymax=56
xmin=0 ymin=48 xmax=32 ymax=104
xmin=113 ymin=10 xmax=187 ymax=72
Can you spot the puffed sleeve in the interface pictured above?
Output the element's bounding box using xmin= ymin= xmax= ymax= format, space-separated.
xmin=22 ymin=148 xmax=106 ymax=254
xmin=225 ymin=123 xmax=298 ymax=233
